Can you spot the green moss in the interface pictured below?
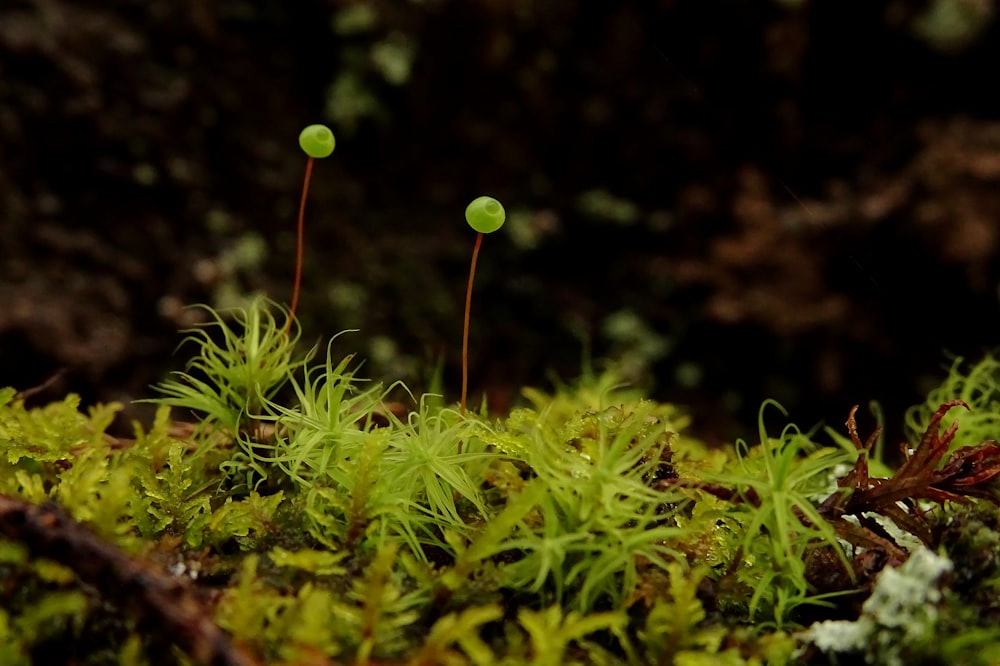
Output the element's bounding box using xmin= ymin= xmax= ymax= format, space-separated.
xmin=701 ymin=401 xmax=857 ymax=626
xmin=4 ymin=299 xmax=1000 ymax=664
xmin=905 ymin=353 xmax=1000 ymax=453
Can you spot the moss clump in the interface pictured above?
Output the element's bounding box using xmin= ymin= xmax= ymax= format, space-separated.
xmin=905 ymin=353 xmax=1000 ymax=454
xmin=3 ymin=299 xmax=1000 ymax=664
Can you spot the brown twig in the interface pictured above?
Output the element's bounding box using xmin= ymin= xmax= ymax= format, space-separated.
xmin=13 ymin=368 xmax=67 ymax=401
xmin=0 ymin=494 xmax=261 ymax=666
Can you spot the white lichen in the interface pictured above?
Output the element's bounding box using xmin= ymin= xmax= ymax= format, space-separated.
xmin=800 ymin=547 xmax=953 ymax=665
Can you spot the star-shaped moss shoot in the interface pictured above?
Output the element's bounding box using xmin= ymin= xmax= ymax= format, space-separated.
xmin=288 ymin=124 xmax=336 ymax=332
xmin=461 ymin=196 xmax=506 ymax=419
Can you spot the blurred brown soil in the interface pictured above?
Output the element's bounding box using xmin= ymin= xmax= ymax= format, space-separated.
xmin=2 ymin=1 xmax=999 ymax=444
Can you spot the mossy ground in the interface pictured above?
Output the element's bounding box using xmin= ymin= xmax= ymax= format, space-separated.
xmin=2 ymin=298 xmax=1000 ymax=665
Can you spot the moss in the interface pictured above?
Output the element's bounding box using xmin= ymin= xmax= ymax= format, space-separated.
xmin=905 ymin=353 xmax=1000 ymax=454
xmin=3 ymin=299 xmax=1000 ymax=664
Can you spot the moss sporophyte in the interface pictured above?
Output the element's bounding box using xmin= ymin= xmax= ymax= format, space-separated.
xmin=461 ymin=195 xmax=506 ymax=419
xmin=287 ymin=124 xmax=335 ymax=333
xmin=7 ymin=128 xmax=1000 ymax=665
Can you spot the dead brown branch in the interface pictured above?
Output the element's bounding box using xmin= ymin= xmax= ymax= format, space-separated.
xmin=0 ymin=493 xmax=261 ymax=666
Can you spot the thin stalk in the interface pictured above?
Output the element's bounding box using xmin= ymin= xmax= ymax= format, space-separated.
xmin=461 ymin=232 xmax=484 ymax=416
xmin=287 ymin=156 xmax=315 ymax=333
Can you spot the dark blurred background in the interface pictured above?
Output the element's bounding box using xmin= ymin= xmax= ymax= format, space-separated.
xmin=2 ymin=0 xmax=999 ymax=445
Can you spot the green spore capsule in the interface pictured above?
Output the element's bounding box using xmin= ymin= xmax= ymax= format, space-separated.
xmin=298 ymin=124 xmax=336 ymax=159
xmin=465 ymin=196 xmax=506 ymax=234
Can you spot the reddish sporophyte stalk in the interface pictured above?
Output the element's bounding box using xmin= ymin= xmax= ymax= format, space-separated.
xmin=461 ymin=196 xmax=506 ymax=417
xmin=288 ymin=124 xmax=335 ymax=333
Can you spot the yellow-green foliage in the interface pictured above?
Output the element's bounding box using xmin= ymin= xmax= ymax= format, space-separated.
xmin=476 ymin=399 xmax=690 ymax=611
xmin=5 ymin=300 xmax=1000 ymax=664
xmin=0 ymin=541 xmax=87 ymax=666
xmin=701 ymin=401 xmax=856 ymax=625
xmin=906 ymin=353 xmax=1000 ymax=453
